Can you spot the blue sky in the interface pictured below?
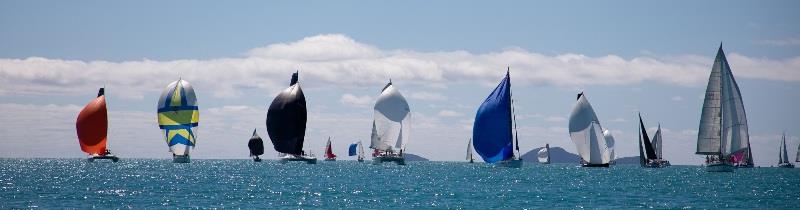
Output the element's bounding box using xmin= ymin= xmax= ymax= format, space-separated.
xmin=1 ymin=1 xmax=799 ymax=166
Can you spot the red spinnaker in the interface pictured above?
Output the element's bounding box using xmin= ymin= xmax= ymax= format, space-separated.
xmin=76 ymin=95 xmax=108 ymax=155
xmin=325 ymin=143 xmax=336 ymax=158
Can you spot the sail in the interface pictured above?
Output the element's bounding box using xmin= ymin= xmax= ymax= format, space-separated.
xmin=473 ymin=72 xmax=514 ymax=163
xmin=76 ymin=88 xmax=108 ymax=155
xmin=348 ymin=142 xmax=358 ymax=156
xmin=569 ymin=93 xmax=609 ymax=164
xmin=248 ymin=129 xmax=264 ymax=156
xmin=157 ymin=79 xmax=199 ymax=156
xmin=638 ymin=130 xmax=646 ymax=166
xmin=781 ymin=133 xmax=790 ymax=164
xmin=537 ymin=145 xmax=549 ymax=163
xmin=466 ymin=138 xmax=474 ymax=161
xmin=325 ymin=138 xmax=336 ymax=159
xmin=358 ymin=142 xmax=365 ymax=158
xmin=266 ymin=72 xmax=307 ymax=155
xmin=719 ymin=49 xmax=750 ymax=156
xmin=638 ymin=114 xmax=657 ymax=160
xmin=696 ymin=46 xmax=725 ymax=155
xmin=603 ymin=129 xmax=616 ymax=161
xmin=370 ymin=81 xmax=411 ymax=152
xmin=796 ymin=137 xmax=800 ymax=162
xmin=652 ymin=124 xmax=663 ymax=159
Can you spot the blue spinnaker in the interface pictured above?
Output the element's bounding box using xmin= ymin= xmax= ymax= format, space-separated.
xmin=472 ymin=72 xmax=514 ymax=163
xmin=348 ymin=142 xmax=358 ymax=156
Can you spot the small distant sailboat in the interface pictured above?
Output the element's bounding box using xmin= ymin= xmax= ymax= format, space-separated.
xmin=778 ymin=133 xmax=794 ymax=168
xmin=157 ymin=79 xmax=199 ymax=163
xmin=568 ymin=92 xmax=611 ymax=167
xmin=472 ymin=68 xmax=523 ymax=168
xmin=324 ymin=137 xmax=337 ymax=161
xmin=76 ymin=88 xmax=119 ymax=162
xmin=248 ymin=129 xmax=264 ymax=162
xmin=638 ymin=113 xmax=670 ymax=168
xmin=796 ymin=137 xmax=800 ymax=163
xmin=537 ymin=143 xmax=550 ymax=164
xmin=267 ymin=72 xmax=316 ymax=164
xmin=370 ymin=79 xmax=411 ymax=165
xmin=349 ymin=141 xmax=365 ymax=162
xmin=696 ymin=45 xmax=750 ymax=172
xmin=604 ymin=130 xmax=616 ymax=165
xmin=466 ymin=138 xmax=475 ymax=163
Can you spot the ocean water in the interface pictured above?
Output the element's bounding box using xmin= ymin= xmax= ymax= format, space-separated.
xmin=1 ymin=159 xmax=798 ymax=209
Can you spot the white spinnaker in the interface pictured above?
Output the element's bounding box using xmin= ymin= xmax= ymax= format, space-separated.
xmin=720 ymin=63 xmax=750 ymax=156
xmin=696 ymin=51 xmax=724 ymax=155
xmin=652 ymin=126 xmax=663 ymax=159
xmin=370 ymin=83 xmax=411 ymax=152
xmin=603 ymin=129 xmax=616 ymax=162
xmin=537 ymin=147 xmax=549 ymax=163
xmin=587 ymin=122 xmax=610 ymax=164
xmin=569 ymin=94 xmax=604 ymax=163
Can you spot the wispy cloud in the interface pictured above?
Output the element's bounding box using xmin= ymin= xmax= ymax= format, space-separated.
xmin=339 ymin=94 xmax=373 ymax=107
xmin=408 ymin=91 xmax=447 ymax=101
xmin=2 ymin=34 xmax=799 ymax=99
xmin=437 ymin=110 xmax=463 ymax=117
xmin=545 ymin=116 xmax=566 ymax=122
xmin=671 ymin=96 xmax=684 ymax=101
xmin=757 ymin=37 xmax=800 ymax=46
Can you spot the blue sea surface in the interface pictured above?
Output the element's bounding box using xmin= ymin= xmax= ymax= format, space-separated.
xmin=1 ymin=159 xmax=798 ymax=209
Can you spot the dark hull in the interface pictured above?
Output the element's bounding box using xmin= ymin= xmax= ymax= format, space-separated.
xmin=87 ymin=155 xmax=119 ymax=162
xmin=582 ymin=163 xmax=609 ymax=167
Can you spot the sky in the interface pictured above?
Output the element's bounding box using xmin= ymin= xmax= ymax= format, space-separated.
xmin=1 ymin=0 xmax=799 ymax=166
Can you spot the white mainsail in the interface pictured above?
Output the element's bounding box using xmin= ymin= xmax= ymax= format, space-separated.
xmin=569 ymin=93 xmax=610 ymax=165
xmin=781 ymin=133 xmax=790 ymax=164
xmin=652 ymin=125 xmax=663 ymax=159
xmin=370 ymin=81 xmax=411 ymax=152
xmin=466 ymin=138 xmax=474 ymax=161
xmin=696 ymin=46 xmax=749 ymax=157
xmin=603 ymin=129 xmax=616 ymax=162
xmin=796 ymin=136 xmax=800 ymax=162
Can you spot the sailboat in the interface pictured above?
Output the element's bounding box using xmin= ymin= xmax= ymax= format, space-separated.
xmin=696 ymin=45 xmax=750 ymax=172
xmin=472 ymin=68 xmax=523 ymax=168
xmin=638 ymin=113 xmax=670 ymax=168
xmin=568 ymin=92 xmax=611 ymax=167
xmin=370 ymin=79 xmax=411 ymax=165
xmin=778 ymin=133 xmax=794 ymax=168
xmin=157 ymin=79 xmax=199 ymax=163
xmin=248 ymin=129 xmax=264 ymax=162
xmin=537 ymin=143 xmax=550 ymax=164
xmin=603 ymin=130 xmax=616 ymax=165
xmin=349 ymin=141 xmax=365 ymax=162
xmin=76 ymin=88 xmax=119 ymax=162
xmin=466 ymin=138 xmax=475 ymax=163
xmin=267 ymin=72 xmax=316 ymax=164
xmin=324 ymin=137 xmax=336 ymax=161
xmin=796 ymin=137 xmax=800 ymax=164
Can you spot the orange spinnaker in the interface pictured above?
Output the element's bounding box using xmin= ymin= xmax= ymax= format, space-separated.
xmin=76 ymin=96 xmax=108 ymax=155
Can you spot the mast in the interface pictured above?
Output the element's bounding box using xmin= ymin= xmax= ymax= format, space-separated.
xmin=508 ymin=67 xmax=520 ymax=158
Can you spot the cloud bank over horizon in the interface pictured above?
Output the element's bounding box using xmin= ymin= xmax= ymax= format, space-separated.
xmin=2 ymin=34 xmax=799 ymax=99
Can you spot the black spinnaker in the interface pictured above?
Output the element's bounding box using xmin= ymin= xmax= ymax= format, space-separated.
xmin=266 ymin=72 xmax=307 ymax=155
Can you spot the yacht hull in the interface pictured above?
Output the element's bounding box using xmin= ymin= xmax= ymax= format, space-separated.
xmin=373 ymin=155 xmax=405 ymax=165
xmin=173 ymin=155 xmax=190 ymax=163
xmin=706 ymin=162 xmax=734 ymax=172
xmin=87 ymin=155 xmax=119 ymax=163
xmin=279 ymin=155 xmax=317 ymax=164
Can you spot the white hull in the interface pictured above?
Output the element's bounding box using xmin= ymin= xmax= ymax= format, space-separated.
xmin=372 ymin=155 xmax=405 ymax=165
xmin=777 ymin=163 xmax=795 ymax=168
xmin=173 ymin=155 xmax=190 ymax=163
xmin=87 ymin=154 xmax=119 ymax=163
xmin=706 ymin=162 xmax=734 ymax=172
xmin=279 ymin=154 xmax=317 ymax=164
xmin=497 ymin=158 xmax=523 ymax=168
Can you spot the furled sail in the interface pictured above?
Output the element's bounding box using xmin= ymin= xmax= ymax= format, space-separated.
xmin=76 ymin=88 xmax=108 ymax=155
xmin=473 ymin=72 xmax=514 ymax=163
xmin=266 ymin=72 xmax=307 ymax=155
xmin=248 ymin=129 xmax=264 ymax=157
xmin=652 ymin=124 xmax=663 ymax=159
xmin=324 ymin=137 xmax=336 ymax=159
xmin=719 ymin=48 xmax=750 ymax=156
xmin=537 ymin=144 xmax=549 ymax=163
xmin=370 ymin=81 xmax=411 ymax=152
xmin=603 ymin=129 xmax=616 ymax=162
xmin=568 ymin=93 xmax=610 ymax=165
xmin=638 ymin=114 xmax=657 ymax=160
xmin=157 ymin=79 xmax=199 ymax=156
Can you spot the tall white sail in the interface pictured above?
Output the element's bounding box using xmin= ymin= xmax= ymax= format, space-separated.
xmin=719 ymin=56 xmax=750 ymax=156
xmin=569 ymin=93 xmax=609 ymax=165
xmin=781 ymin=133 xmax=790 ymax=164
xmin=652 ymin=125 xmax=663 ymax=159
xmin=603 ymin=129 xmax=616 ymax=162
xmin=696 ymin=48 xmax=724 ymax=155
xmin=370 ymin=82 xmax=411 ymax=152
xmin=466 ymin=138 xmax=474 ymax=161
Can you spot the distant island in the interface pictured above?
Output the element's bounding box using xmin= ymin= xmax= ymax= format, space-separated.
xmin=520 ymin=147 xmax=641 ymax=164
xmin=404 ymin=153 xmax=429 ymax=161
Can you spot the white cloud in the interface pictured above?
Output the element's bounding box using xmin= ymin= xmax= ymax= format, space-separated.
xmin=2 ymin=34 xmax=799 ymax=99
xmin=437 ymin=110 xmax=463 ymax=117
xmin=757 ymin=37 xmax=800 ymax=46
xmin=339 ymin=94 xmax=373 ymax=107
xmin=408 ymin=91 xmax=447 ymax=101
xmin=671 ymin=96 xmax=684 ymax=101
xmin=545 ymin=116 xmax=566 ymax=122
xmin=608 ymin=118 xmax=628 ymax=123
